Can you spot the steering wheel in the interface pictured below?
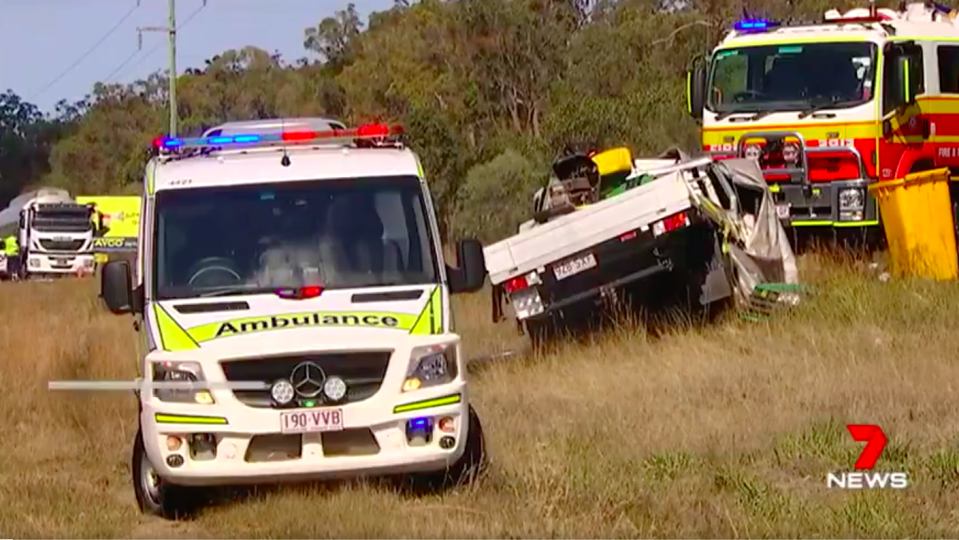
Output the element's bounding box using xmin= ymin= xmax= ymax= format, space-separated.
xmin=733 ymin=90 xmax=765 ymax=103
xmin=187 ymin=257 xmax=242 ymax=288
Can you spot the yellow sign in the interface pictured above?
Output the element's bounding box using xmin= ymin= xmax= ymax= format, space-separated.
xmin=76 ymin=195 xmax=141 ymax=254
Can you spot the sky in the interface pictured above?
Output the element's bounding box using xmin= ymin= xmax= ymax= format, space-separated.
xmin=0 ymin=0 xmax=394 ymax=114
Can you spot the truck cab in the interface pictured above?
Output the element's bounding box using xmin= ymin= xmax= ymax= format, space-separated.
xmin=686 ymin=3 xmax=959 ymax=237
xmin=20 ymin=189 xmax=96 ymax=277
xmin=98 ymin=120 xmax=488 ymax=519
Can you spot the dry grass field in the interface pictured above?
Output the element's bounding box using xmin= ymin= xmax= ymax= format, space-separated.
xmin=2 ymin=252 xmax=959 ymax=538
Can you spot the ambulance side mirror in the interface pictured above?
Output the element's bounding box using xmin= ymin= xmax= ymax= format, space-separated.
xmin=448 ymin=238 xmax=486 ymax=294
xmin=101 ymin=260 xmax=133 ymax=314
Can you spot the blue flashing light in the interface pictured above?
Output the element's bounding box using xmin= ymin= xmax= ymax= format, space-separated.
xmin=734 ymin=19 xmax=779 ymax=32
xmin=410 ymin=418 xmax=430 ymax=429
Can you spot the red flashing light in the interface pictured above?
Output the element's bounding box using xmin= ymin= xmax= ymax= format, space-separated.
xmin=357 ymin=124 xmax=391 ymax=137
xmin=276 ymin=285 xmax=324 ymax=300
xmin=620 ymin=230 xmax=638 ymax=242
xmin=282 ymin=131 xmax=319 ymax=142
xmin=829 ymin=16 xmax=884 ymax=24
xmin=808 ymin=152 xmax=860 ymax=182
xmin=504 ymin=276 xmax=529 ymax=294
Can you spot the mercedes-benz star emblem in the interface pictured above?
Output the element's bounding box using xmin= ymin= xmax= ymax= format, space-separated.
xmin=290 ymin=361 xmax=326 ymax=398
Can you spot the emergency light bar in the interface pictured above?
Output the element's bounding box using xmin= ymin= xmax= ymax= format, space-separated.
xmin=734 ymin=19 xmax=780 ymax=32
xmin=152 ymin=123 xmax=403 ymax=152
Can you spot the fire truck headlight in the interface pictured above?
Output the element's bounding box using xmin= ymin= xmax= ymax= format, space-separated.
xmin=782 ymin=142 xmax=800 ymax=163
xmin=744 ymin=144 xmax=763 ymax=161
xmin=839 ymin=188 xmax=864 ymax=211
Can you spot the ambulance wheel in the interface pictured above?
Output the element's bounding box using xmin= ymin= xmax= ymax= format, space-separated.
xmin=132 ymin=427 xmax=203 ymax=520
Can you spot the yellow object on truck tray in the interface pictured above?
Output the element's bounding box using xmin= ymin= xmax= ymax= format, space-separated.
xmin=591 ymin=147 xmax=632 ymax=177
xmin=868 ymin=167 xmax=958 ymax=281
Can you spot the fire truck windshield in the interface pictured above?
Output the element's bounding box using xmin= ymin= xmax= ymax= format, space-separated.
xmin=707 ymin=41 xmax=877 ymax=118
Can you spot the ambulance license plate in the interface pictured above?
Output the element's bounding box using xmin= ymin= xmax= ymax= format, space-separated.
xmin=280 ymin=408 xmax=344 ymax=434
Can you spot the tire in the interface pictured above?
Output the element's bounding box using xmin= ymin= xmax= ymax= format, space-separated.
xmin=132 ymin=427 xmax=204 ymax=520
xmin=407 ymin=405 xmax=487 ymax=491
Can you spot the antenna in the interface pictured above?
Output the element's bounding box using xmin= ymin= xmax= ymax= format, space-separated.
xmin=279 ymin=117 xmax=291 ymax=167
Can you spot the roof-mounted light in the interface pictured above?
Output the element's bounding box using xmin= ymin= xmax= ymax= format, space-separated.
xmin=734 ymin=19 xmax=779 ymax=32
xmin=152 ymin=124 xmax=404 ymax=153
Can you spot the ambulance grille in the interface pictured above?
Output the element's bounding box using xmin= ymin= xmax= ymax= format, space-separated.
xmin=220 ymin=351 xmax=392 ymax=408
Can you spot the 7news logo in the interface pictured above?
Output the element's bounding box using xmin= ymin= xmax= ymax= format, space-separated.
xmin=826 ymin=424 xmax=909 ymax=489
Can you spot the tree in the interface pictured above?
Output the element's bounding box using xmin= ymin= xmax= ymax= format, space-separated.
xmin=0 ymin=91 xmax=64 ymax=208
xmin=304 ymin=3 xmax=363 ymax=68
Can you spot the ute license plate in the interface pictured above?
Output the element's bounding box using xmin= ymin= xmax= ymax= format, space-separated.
xmin=776 ymin=204 xmax=790 ymax=220
xmin=553 ymin=253 xmax=597 ymax=281
xmin=280 ymin=408 xmax=344 ymax=434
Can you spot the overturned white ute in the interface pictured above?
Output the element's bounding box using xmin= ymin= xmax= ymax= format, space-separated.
xmin=99 ymin=118 xmax=488 ymax=519
xmin=484 ymin=149 xmax=800 ymax=342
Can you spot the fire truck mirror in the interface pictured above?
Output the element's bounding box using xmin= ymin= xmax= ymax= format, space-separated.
xmin=687 ymin=57 xmax=707 ymax=122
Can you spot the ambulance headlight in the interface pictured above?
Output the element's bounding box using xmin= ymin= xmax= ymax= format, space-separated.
xmin=403 ymin=344 xmax=456 ymax=392
xmin=152 ymin=361 xmax=214 ymax=404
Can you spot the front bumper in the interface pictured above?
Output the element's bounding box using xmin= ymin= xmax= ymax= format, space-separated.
xmin=141 ymin=383 xmax=470 ymax=487
xmin=769 ymin=179 xmax=879 ymax=228
xmin=26 ymin=253 xmax=95 ymax=274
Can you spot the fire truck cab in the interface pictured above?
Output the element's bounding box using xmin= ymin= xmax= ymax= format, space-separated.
xmin=686 ymin=2 xmax=959 ymax=237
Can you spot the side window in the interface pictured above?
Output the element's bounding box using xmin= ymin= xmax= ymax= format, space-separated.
xmin=938 ymin=45 xmax=959 ymax=93
xmin=883 ymin=45 xmax=924 ymax=114
xmin=710 ymin=50 xmax=748 ymax=106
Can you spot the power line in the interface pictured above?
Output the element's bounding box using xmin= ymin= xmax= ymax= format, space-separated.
xmin=103 ymin=48 xmax=143 ymax=84
xmin=29 ymin=0 xmax=142 ymax=101
xmin=107 ymin=0 xmax=207 ymax=84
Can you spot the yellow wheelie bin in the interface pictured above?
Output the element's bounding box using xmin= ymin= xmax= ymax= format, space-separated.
xmin=868 ymin=167 xmax=958 ymax=280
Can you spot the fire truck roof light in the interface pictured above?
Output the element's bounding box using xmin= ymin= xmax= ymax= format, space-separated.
xmin=734 ymin=19 xmax=779 ymax=32
xmin=152 ymin=124 xmax=403 ymax=151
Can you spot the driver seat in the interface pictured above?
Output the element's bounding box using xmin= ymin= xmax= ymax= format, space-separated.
xmin=320 ymin=195 xmax=390 ymax=286
xmin=764 ymin=56 xmax=805 ymax=100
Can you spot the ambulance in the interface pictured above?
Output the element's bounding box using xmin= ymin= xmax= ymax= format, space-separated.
xmin=98 ymin=118 xmax=488 ymax=518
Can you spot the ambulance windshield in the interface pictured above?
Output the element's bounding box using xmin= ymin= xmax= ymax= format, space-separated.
xmin=707 ymin=42 xmax=877 ymax=117
xmin=153 ymin=175 xmax=440 ymax=300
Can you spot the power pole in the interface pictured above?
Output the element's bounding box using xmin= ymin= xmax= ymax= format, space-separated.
xmin=168 ymin=0 xmax=177 ymax=137
xmin=138 ymin=0 xmax=180 ymax=136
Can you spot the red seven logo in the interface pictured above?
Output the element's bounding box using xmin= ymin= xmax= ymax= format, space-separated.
xmin=847 ymin=424 xmax=888 ymax=470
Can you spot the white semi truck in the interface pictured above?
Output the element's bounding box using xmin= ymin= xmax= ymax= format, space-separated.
xmin=0 ymin=188 xmax=97 ymax=279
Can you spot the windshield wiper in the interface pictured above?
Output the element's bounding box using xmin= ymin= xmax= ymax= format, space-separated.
xmin=197 ymin=285 xmax=277 ymax=298
xmin=715 ymin=110 xmax=773 ymax=122
xmin=797 ymin=98 xmax=860 ymax=119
